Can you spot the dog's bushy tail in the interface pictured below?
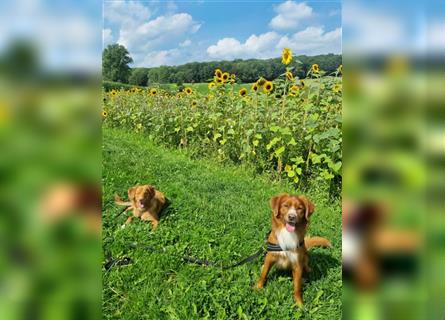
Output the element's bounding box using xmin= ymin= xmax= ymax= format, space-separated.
xmin=114 ymin=193 xmax=131 ymax=206
xmin=305 ymin=236 xmax=331 ymax=250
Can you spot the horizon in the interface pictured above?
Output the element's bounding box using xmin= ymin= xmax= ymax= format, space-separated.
xmin=113 ymin=51 xmax=341 ymax=69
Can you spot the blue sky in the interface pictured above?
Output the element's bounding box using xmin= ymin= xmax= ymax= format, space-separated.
xmin=103 ymin=1 xmax=342 ymax=67
xmin=1 ymin=0 xmax=443 ymax=71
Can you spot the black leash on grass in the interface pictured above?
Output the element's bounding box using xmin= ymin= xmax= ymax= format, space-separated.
xmin=104 ymin=232 xmax=275 ymax=271
xmin=116 ymin=204 xmax=130 ymax=217
xmin=137 ymin=243 xmax=266 ymax=270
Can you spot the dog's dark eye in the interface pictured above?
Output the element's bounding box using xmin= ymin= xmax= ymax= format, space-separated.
xmin=282 ymin=203 xmax=289 ymax=208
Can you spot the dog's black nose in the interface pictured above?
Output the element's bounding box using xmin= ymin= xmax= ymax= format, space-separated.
xmin=288 ymin=214 xmax=297 ymax=222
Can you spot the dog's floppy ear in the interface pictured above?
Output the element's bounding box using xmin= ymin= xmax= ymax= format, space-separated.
xmin=270 ymin=193 xmax=289 ymax=217
xmin=146 ymin=185 xmax=156 ymax=198
xmin=128 ymin=186 xmax=137 ymax=201
xmin=299 ymin=195 xmax=315 ymax=220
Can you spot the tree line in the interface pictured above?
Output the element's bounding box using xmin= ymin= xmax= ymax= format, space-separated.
xmin=103 ymin=44 xmax=342 ymax=86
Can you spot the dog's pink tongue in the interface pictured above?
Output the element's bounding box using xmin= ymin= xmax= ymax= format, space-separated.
xmin=286 ymin=223 xmax=295 ymax=232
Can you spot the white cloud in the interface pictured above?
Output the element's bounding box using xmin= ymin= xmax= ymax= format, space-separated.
xmin=428 ymin=22 xmax=445 ymax=51
xmin=269 ymin=1 xmax=313 ymax=30
xmin=179 ymin=39 xmax=192 ymax=47
xmin=207 ymin=27 xmax=341 ymax=60
xmin=104 ymin=1 xmax=151 ymax=27
xmin=103 ymin=0 xmax=201 ymax=66
xmin=138 ymin=48 xmax=182 ymax=67
xmin=207 ymin=38 xmax=243 ymax=59
xmin=207 ymin=32 xmax=281 ymax=60
xmin=137 ymin=14 xmax=199 ymax=40
xmin=278 ymin=26 xmax=342 ymax=54
xmin=118 ymin=13 xmax=200 ymax=54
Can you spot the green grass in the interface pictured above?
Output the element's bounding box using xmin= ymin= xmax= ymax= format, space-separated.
xmin=182 ymin=82 xmax=252 ymax=94
xmin=102 ymin=127 xmax=341 ymax=319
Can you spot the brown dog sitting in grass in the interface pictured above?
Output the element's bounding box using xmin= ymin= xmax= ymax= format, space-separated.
xmin=256 ymin=193 xmax=331 ymax=306
xmin=114 ymin=185 xmax=166 ymax=229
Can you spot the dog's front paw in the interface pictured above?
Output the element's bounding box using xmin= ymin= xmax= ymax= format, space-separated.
xmin=294 ymin=295 xmax=304 ymax=307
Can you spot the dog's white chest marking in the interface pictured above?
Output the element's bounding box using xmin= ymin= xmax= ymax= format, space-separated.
xmin=275 ymin=229 xmax=300 ymax=267
xmin=277 ymin=228 xmax=299 ymax=250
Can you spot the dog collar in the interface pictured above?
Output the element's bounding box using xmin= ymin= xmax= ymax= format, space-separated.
xmin=266 ymin=239 xmax=305 ymax=252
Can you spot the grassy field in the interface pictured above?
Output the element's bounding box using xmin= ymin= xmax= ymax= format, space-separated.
xmin=182 ymin=82 xmax=252 ymax=94
xmin=102 ymin=127 xmax=341 ymax=319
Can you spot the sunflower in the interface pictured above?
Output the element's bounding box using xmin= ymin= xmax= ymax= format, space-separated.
xmin=281 ymin=48 xmax=292 ymax=65
xmin=311 ymin=64 xmax=319 ymax=73
xmin=215 ymin=77 xmax=223 ymax=85
xmin=222 ymin=72 xmax=230 ymax=82
xmin=239 ymin=88 xmax=248 ymax=97
xmin=256 ymin=78 xmax=266 ymax=86
xmin=230 ymin=74 xmax=236 ymax=80
xmin=208 ymin=82 xmax=216 ymax=89
xmin=251 ymin=83 xmax=259 ymax=92
xmin=191 ymin=100 xmax=198 ymax=108
xmin=215 ymin=68 xmax=223 ymax=78
xmin=333 ymin=84 xmax=342 ymax=93
xmin=102 ymin=110 xmax=108 ymax=118
xmin=150 ymin=88 xmax=157 ymax=96
xmin=263 ymin=81 xmax=273 ymax=93
xmin=300 ymin=79 xmax=305 ymax=87
xmin=289 ymin=85 xmax=300 ymax=96
xmin=337 ymin=64 xmax=342 ymax=74
xmin=285 ymin=71 xmax=294 ymax=81
xmin=185 ymin=87 xmax=193 ymax=95
xmin=110 ymin=90 xmax=117 ymax=97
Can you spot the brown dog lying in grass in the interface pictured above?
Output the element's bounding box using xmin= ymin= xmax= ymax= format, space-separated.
xmin=256 ymin=193 xmax=331 ymax=306
xmin=114 ymin=185 xmax=165 ymax=229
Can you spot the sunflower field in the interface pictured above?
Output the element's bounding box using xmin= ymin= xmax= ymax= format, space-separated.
xmin=103 ymin=49 xmax=342 ymax=196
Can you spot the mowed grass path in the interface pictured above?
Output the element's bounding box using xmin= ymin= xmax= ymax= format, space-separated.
xmin=102 ymin=128 xmax=341 ymax=319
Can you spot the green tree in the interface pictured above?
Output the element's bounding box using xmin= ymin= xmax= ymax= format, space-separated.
xmin=102 ymin=44 xmax=133 ymax=83
xmin=0 ymin=40 xmax=39 ymax=80
xmin=129 ymin=54 xmax=341 ymax=84
xmin=129 ymin=68 xmax=148 ymax=86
